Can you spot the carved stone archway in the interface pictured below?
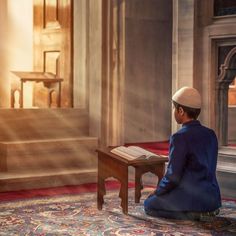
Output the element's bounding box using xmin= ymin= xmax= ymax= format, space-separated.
xmin=217 ymin=47 xmax=236 ymax=146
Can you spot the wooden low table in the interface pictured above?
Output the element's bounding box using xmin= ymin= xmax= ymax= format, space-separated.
xmin=11 ymin=71 xmax=63 ymax=108
xmin=97 ymin=148 xmax=168 ymax=214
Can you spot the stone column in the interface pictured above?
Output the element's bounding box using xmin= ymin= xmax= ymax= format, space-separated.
xmin=217 ymin=68 xmax=236 ymax=146
xmin=74 ymin=0 xmax=89 ymax=109
xmin=88 ymin=0 xmax=102 ymax=139
xmin=100 ymin=0 xmax=125 ymax=147
xmin=172 ymin=0 xmax=197 ymax=133
xmin=217 ymin=82 xmax=229 ymax=146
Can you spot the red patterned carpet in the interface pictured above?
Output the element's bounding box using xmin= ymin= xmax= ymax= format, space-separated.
xmin=0 ymin=141 xmax=235 ymax=235
xmin=0 ymin=180 xmax=135 ymax=202
xmin=0 ymin=181 xmax=235 ymax=236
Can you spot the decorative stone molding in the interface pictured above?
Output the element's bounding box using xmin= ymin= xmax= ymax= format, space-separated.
xmin=219 ymin=47 xmax=236 ymax=81
xmin=217 ymin=46 xmax=236 ymax=146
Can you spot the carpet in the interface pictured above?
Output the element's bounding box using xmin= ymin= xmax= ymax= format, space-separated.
xmin=0 ymin=187 xmax=235 ymax=236
xmin=0 ymin=181 xmax=135 ymax=202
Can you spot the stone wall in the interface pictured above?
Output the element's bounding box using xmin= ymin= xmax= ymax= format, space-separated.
xmin=124 ymin=0 xmax=172 ymax=142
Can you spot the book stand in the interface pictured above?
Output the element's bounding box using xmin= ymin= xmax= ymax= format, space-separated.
xmin=96 ymin=148 xmax=168 ymax=214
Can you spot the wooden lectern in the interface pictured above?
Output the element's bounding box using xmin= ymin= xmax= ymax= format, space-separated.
xmin=11 ymin=71 xmax=63 ymax=108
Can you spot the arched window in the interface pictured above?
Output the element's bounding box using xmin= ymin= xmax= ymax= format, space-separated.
xmin=217 ymin=46 xmax=236 ymax=146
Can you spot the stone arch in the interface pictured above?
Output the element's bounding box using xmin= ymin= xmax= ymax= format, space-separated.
xmin=217 ymin=47 xmax=236 ymax=146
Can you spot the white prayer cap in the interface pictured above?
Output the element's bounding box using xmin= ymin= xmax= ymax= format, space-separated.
xmin=172 ymin=87 xmax=201 ymax=109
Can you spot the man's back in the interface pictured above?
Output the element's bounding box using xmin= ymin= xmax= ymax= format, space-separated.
xmin=171 ymin=120 xmax=221 ymax=211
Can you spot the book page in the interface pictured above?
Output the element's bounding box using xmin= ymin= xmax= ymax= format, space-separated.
xmin=128 ymin=146 xmax=164 ymax=159
xmin=110 ymin=146 xmax=145 ymax=160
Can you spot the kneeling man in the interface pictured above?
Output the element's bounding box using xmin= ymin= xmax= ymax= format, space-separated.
xmin=144 ymin=87 xmax=221 ymax=220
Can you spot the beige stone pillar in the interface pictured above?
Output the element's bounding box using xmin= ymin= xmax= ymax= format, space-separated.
xmin=84 ymin=0 xmax=125 ymax=146
xmin=172 ymin=0 xmax=196 ymax=132
xmin=88 ymin=0 xmax=102 ymax=139
xmin=100 ymin=0 xmax=125 ymax=147
xmin=74 ymin=0 xmax=89 ymax=109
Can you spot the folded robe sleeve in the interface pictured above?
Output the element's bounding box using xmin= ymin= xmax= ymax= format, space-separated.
xmin=155 ymin=133 xmax=188 ymax=196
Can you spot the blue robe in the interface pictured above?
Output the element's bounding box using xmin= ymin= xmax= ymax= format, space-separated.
xmin=144 ymin=120 xmax=221 ymax=213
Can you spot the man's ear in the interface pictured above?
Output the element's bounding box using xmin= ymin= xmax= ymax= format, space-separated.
xmin=179 ymin=106 xmax=184 ymax=116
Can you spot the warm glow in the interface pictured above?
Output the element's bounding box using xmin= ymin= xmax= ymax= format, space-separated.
xmin=228 ymin=78 xmax=236 ymax=106
xmin=23 ymin=82 xmax=34 ymax=108
xmin=7 ymin=0 xmax=33 ymax=108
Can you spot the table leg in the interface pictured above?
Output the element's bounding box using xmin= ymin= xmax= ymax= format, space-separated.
xmin=134 ymin=163 xmax=166 ymax=203
xmin=20 ymin=81 xmax=24 ymax=108
xmin=97 ymin=176 xmax=106 ymax=210
xmin=154 ymin=163 xmax=165 ymax=182
xmin=97 ymin=157 xmax=106 ymax=211
xmin=135 ymin=168 xmax=143 ymax=203
xmin=57 ymin=82 xmax=61 ymax=107
xmin=119 ymin=166 xmax=128 ymax=214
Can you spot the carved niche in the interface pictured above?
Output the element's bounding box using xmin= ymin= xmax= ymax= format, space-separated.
xmin=217 ymin=46 xmax=236 ymax=146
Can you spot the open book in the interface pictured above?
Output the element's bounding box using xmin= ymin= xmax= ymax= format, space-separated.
xmin=110 ymin=146 xmax=167 ymax=161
